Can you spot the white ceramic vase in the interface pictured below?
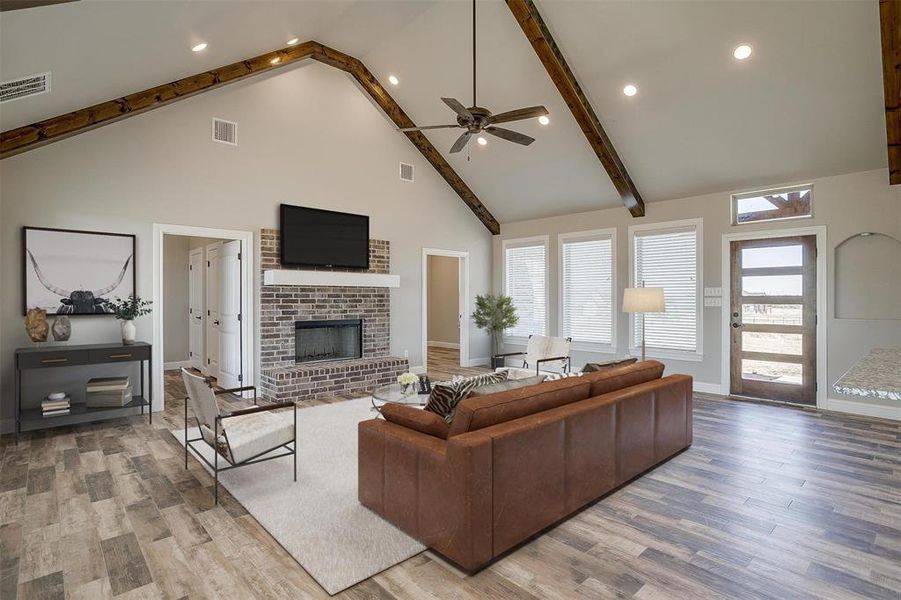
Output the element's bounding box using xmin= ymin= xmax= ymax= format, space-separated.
xmin=121 ymin=319 xmax=136 ymax=345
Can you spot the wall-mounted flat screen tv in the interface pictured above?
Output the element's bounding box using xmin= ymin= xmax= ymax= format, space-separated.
xmin=280 ymin=204 xmax=369 ymax=269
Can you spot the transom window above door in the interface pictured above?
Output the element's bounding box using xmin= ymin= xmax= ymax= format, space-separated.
xmin=732 ymin=184 xmax=813 ymax=225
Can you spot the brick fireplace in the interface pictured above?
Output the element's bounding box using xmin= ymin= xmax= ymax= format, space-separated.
xmin=258 ymin=229 xmax=408 ymax=403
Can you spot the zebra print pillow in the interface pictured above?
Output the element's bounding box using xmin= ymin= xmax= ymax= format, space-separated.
xmin=425 ymin=371 xmax=508 ymax=422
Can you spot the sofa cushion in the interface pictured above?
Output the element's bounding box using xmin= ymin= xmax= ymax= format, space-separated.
xmin=469 ymin=375 xmax=547 ymax=397
xmin=381 ymin=403 xmax=450 ymax=439
xmin=425 ymin=371 xmax=508 ymax=422
xmin=581 ymin=357 xmax=638 ymax=373
xmin=582 ymin=360 xmax=665 ymax=397
xmin=447 ymin=377 xmax=591 ymax=437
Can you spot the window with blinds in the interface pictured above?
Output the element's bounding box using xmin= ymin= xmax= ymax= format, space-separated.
xmin=631 ymin=223 xmax=700 ymax=354
xmin=561 ymin=232 xmax=614 ymax=346
xmin=504 ymin=239 xmax=547 ymax=338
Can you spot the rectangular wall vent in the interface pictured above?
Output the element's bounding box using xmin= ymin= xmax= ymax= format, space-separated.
xmin=212 ymin=118 xmax=237 ymax=145
xmin=0 ymin=72 xmax=51 ymax=103
xmin=399 ymin=162 xmax=414 ymax=182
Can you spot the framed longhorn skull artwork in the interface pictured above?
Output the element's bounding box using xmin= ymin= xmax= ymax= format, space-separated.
xmin=23 ymin=227 xmax=136 ymax=316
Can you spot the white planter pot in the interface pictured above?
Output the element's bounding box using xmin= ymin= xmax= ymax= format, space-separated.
xmin=121 ymin=320 xmax=136 ymax=345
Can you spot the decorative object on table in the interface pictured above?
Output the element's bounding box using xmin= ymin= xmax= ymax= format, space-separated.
xmin=623 ymin=287 xmax=666 ymax=362
xmin=50 ymin=315 xmax=71 ymax=342
xmin=397 ymin=372 xmax=418 ymax=394
xmin=86 ymin=377 xmax=132 ymax=407
xmin=48 ymin=391 xmax=67 ymax=401
xmin=417 ymin=375 xmax=432 ymax=395
xmin=23 ymin=227 xmax=136 ymax=315
xmin=108 ymin=295 xmax=152 ymax=345
xmin=582 ymin=357 xmax=638 ymax=373
xmin=471 ymin=294 xmax=518 ymax=368
xmin=494 ymin=334 xmax=572 ymax=376
xmin=42 ymin=394 xmax=70 ymax=417
xmin=24 ymin=307 xmax=49 ymax=343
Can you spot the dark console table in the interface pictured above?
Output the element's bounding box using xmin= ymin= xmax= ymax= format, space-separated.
xmin=15 ymin=341 xmax=152 ymax=436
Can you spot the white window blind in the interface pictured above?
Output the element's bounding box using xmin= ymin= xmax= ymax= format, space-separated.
xmin=632 ymin=225 xmax=699 ymax=353
xmin=561 ymin=234 xmax=613 ymax=346
xmin=504 ymin=241 xmax=547 ymax=338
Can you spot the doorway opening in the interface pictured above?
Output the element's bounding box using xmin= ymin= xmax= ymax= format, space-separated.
xmin=723 ymin=229 xmax=824 ymax=406
xmin=153 ymin=224 xmax=254 ymax=411
xmin=421 ymin=248 xmax=470 ymax=376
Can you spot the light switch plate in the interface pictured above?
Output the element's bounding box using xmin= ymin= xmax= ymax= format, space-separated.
xmin=704 ymin=287 xmax=723 ymax=297
xmin=704 ymin=297 xmax=723 ymax=307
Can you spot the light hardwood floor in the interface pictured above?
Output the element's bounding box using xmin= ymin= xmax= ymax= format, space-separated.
xmin=1 ymin=363 xmax=899 ymax=599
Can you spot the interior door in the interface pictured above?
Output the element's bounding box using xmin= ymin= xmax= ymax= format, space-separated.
xmin=188 ymin=247 xmax=204 ymax=371
xmin=729 ymin=235 xmax=817 ymax=404
xmin=217 ymin=240 xmax=242 ymax=390
xmin=205 ymin=242 xmax=221 ymax=379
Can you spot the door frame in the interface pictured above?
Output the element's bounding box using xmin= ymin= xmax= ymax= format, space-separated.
xmin=188 ymin=246 xmax=205 ymax=372
xmin=204 ymin=241 xmax=222 ymax=380
xmin=421 ymin=248 xmax=470 ymax=372
xmin=720 ymin=226 xmax=827 ymax=409
xmin=153 ymin=224 xmax=255 ymax=412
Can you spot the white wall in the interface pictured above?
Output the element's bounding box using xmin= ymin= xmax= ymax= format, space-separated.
xmin=162 ymin=234 xmax=190 ymax=363
xmin=494 ymin=169 xmax=901 ymax=418
xmin=0 ymin=61 xmax=493 ymax=430
xmin=427 ymin=255 xmax=460 ymax=346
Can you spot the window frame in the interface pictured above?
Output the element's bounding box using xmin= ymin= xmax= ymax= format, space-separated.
xmin=731 ymin=183 xmax=814 ymax=226
xmin=502 ymin=235 xmax=550 ymax=344
xmin=558 ymin=228 xmax=617 ymax=353
xmin=628 ymin=218 xmax=704 ymax=361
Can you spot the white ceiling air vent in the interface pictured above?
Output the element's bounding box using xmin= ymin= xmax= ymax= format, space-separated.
xmin=0 ymin=72 xmax=51 ymax=104
xmin=212 ymin=118 xmax=237 ymax=146
xmin=399 ymin=162 xmax=414 ymax=182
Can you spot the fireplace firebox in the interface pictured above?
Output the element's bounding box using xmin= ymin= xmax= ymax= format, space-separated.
xmin=295 ymin=319 xmax=363 ymax=363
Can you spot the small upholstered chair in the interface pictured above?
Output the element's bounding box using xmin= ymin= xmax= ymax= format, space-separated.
xmin=181 ymin=369 xmax=297 ymax=503
xmin=494 ymin=334 xmax=572 ymax=376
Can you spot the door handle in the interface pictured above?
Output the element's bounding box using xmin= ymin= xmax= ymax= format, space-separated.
xmin=214 ymin=320 xmax=220 ymax=326
xmin=195 ymin=316 xmax=202 ymax=320
xmin=731 ymin=322 xmax=742 ymax=329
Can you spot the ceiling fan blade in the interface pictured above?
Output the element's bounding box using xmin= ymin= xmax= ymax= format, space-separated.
xmin=398 ymin=124 xmax=459 ymax=132
xmin=487 ymin=105 xmax=549 ymax=125
xmin=485 ymin=126 xmax=535 ymax=146
xmin=442 ymin=97 xmax=474 ymax=121
xmin=449 ymin=131 xmax=473 ymax=153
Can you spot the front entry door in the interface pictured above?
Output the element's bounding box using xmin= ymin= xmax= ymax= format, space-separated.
xmin=729 ymin=235 xmax=817 ymax=404
xmin=217 ymin=240 xmax=242 ymax=390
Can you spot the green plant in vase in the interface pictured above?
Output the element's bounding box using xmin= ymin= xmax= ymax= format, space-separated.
xmin=108 ymin=295 xmax=152 ymax=345
xmin=471 ymin=294 xmax=518 ymax=368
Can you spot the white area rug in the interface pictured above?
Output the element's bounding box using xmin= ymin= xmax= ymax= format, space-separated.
xmin=172 ymin=397 xmax=425 ymax=595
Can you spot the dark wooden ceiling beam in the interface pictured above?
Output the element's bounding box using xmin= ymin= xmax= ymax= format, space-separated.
xmin=880 ymin=0 xmax=900 ymax=185
xmin=505 ymin=0 xmax=645 ymax=217
xmin=0 ymin=41 xmax=500 ymax=234
xmin=0 ymin=0 xmax=77 ymax=12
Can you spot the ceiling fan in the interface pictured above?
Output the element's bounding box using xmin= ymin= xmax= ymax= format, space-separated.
xmin=399 ymin=0 xmax=548 ymax=154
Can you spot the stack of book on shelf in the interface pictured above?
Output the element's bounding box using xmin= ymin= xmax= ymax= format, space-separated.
xmin=43 ymin=393 xmax=70 ymax=417
xmin=86 ymin=377 xmax=132 ymax=408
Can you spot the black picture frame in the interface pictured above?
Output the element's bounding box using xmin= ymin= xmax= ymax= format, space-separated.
xmin=22 ymin=226 xmax=137 ymax=316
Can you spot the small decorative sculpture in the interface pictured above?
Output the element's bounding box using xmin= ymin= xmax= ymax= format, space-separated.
xmin=51 ymin=315 xmax=71 ymax=342
xmin=25 ymin=308 xmax=49 ymax=343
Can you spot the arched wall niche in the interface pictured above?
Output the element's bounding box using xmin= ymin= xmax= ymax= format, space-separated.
xmin=833 ymin=232 xmax=901 ymax=320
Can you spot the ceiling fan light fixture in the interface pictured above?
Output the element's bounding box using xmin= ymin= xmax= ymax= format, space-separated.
xmin=388 ymin=75 xmax=399 ymax=86
xmin=538 ymin=115 xmax=550 ymax=125
xmin=477 ymin=136 xmax=488 ymax=146
xmin=623 ymin=84 xmax=638 ymax=97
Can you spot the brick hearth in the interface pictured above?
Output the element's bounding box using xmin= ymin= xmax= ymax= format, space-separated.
xmin=258 ymin=229 xmax=408 ymax=402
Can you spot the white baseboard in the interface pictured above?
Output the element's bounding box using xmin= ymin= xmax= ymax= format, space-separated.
xmin=465 ymin=357 xmax=490 ymax=368
xmin=693 ymin=381 xmax=724 ymax=395
xmin=428 ymin=341 xmax=460 ymax=349
xmin=164 ymin=360 xmax=191 ymax=371
xmin=825 ymin=398 xmax=900 ymax=421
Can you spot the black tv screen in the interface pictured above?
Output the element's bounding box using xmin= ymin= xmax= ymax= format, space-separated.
xmin=280 ymin=204 xmax=369 ymax=269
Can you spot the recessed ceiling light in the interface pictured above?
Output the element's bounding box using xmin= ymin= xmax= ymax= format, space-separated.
xmin=192 ymin=43 xmax=208 ymax=52
xmin=477 ymin=136 xmax=488 ymax=146
xmin=538 ymin=115 xmax=550 ymax=126
xmin=388 ymin=75 xmax=399 ymax=86
xmin=270 ymin=57 xmax=281 ymax=65
xmin=623 ymin=84 xmax=638 ymax=97
xmin=287 ymin=38 xmax=299 ymax=46
xmin=733 ymin=44 xmax=753 ymax=60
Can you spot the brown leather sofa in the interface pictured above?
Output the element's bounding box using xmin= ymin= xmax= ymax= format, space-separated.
xmin=358 ymin=361 xmax=692 ymax=571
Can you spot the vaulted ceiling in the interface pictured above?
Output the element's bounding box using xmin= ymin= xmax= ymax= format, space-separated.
xmin=0 ymin=0 xmax=889 ymax=223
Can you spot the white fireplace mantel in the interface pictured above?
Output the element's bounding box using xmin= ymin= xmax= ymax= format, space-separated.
xmin=263 ymin=269 xmax=400 ymax=288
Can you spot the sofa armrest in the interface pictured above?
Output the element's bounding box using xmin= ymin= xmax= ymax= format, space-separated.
xmin=381 ymin=403 xmax=450 ymax=439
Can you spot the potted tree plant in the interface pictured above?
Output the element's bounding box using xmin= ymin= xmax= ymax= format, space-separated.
xmin=471 ymin=294 xmax=518 ymax=369
xmin=109 ymin=295 xmax=152 ymax=345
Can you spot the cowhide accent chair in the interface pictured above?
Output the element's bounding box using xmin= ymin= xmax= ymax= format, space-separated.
xmin=181 ymin=369 xmax=296 ymax=503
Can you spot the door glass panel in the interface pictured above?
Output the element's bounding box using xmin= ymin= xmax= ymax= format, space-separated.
xmin=742 ymin=359 xmax=802 ymax=385
xmin=742 ymin=245 xmax=802 ymax=268
xmin=742 ymin=331 xmax=802 ymax=355
xmin=742 ymin=275 xmax=802 ymax=296
xmin=742 ymin=303 xmax=803 ymax=325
